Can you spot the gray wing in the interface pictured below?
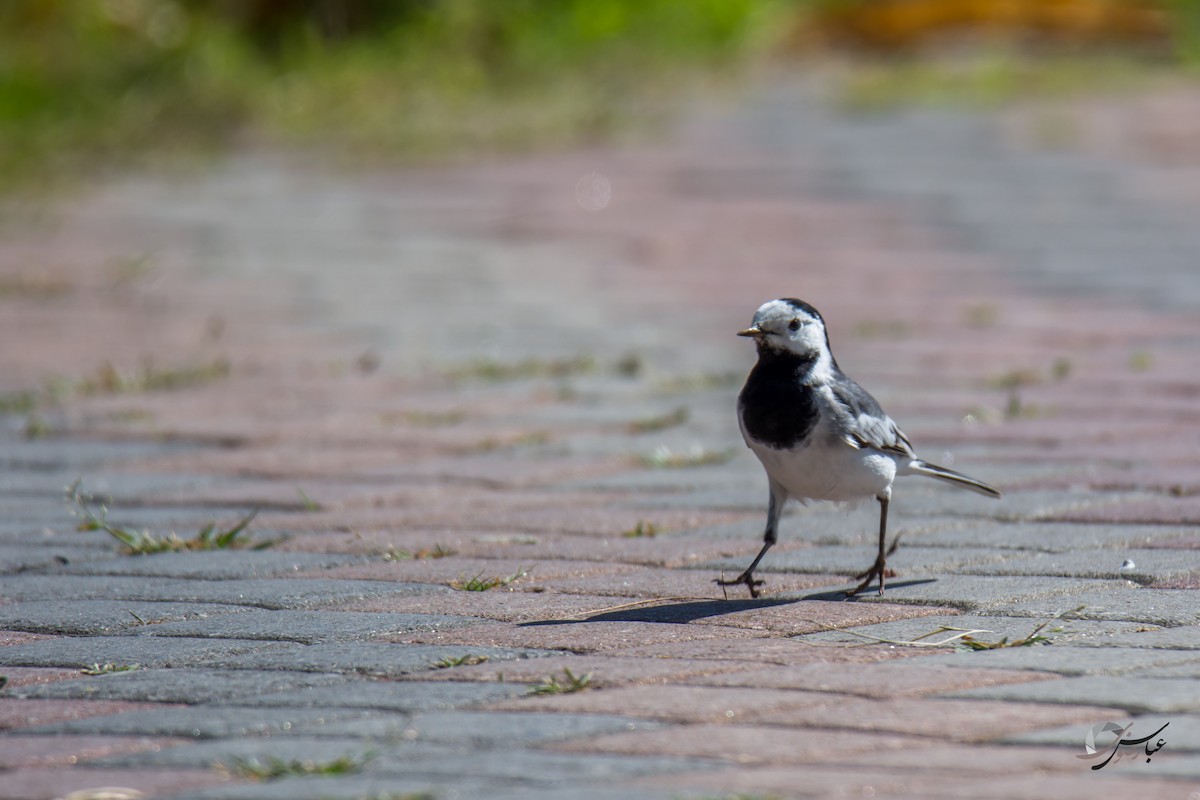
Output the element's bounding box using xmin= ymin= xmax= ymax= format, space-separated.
xmin=829 ymin=373 xmax=915 ymax=459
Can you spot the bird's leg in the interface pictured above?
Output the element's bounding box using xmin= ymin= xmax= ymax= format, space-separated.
xmin=717 ymin=481 xmax=785 ymax=598
xmin=848 ymin=496 xmax=890 ymax=597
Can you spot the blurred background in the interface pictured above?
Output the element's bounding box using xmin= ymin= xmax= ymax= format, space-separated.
xmin=1 ymin=0 xmax=1196 ymax=192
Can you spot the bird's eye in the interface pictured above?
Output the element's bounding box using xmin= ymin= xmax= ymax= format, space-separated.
xmin=788 ymin=319 xmax=801 ymax=332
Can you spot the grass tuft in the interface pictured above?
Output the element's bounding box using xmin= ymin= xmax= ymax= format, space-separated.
xmin=622 ymin=521 xmax=659 ymax=538
xmin=530 ymin=667 xmax=592 ymax=695
xmin=68 ymin=481 xmax=268 ymax=555
xmin=383 ymin=543 xmax=457 ymax=562
xmin=637 ymin=444 xmax=735 ymax=469
xmin=433 ymin=654 xmax=490 ymax=669
xmin=81 ymin=662 xmax=139 ymax=675
xmin=451 ymin=566 xmax=529 ymax=591
xmin=627 ymin=406 xmax=689 ymax=434
xmin=221 ymin=753 xmax=373 ymax=781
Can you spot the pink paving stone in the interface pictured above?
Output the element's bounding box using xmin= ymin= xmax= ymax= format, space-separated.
xmin=0 ymin=668 xmax=82 ymax=689
xmin=0 ymin=700 xmax=177 ymax=731
xmin=1053 ymin=496 xmax=1200 ymax=525
xmin=408 ymin=654 xmax=763 ymax=687
xmin=0 ymin=735 xmax=191 ymax=770
xmin=549 ymin=723 xmax=916 ymax=764
xmin=687 ymin=662 xmax=1056 ymax=698
xmin=685 ymin=599 xmax=963 ymax=636
xmin=755 ymin=696 xmax=1123 ymax=741
xmin=489 ymin=684 xmax=838 ymax=723
xmin=391 ymin=620 xmax=768 ymax=653
xmin=0 ymin=766 xmax=237 ymax=800
xmin=528 ymin=565 xmax=847 ymax=599
xmin=305 ymin=557 xmax=632 ymax=587
xmin=606 ymin=636 xmax=935 ymax=665
xmin=272 ymin=526 xmax=762 ymax=569
xmin=633 ymin=764 xmax=1193 ymax=800
xmin=0 ymin=632 xmax=50 ymax=647
xmin=332 ymin=590 xmax=673 ymax=624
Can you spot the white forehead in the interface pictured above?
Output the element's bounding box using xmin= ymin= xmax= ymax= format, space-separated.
xmin=753 ymin=300 xmax=819 ymax=326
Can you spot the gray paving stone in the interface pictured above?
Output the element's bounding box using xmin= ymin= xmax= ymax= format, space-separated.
xmin=242 ymin=679 xmax=528 ymax=711
xmin=368 ymin=747 xmax=715 ymax=786
xmin=797 ymin=614 xmax=1154 ymax=647
xmin=37 ymin=706 xmax=387 ymax=738
xmin=0 ymin=600 xmax=250 ymax=635
xmin=996 ymin=589 xmax=1200 ymax=627
xmin=963 ymin=549 xmax=1200 ymax=582
xmin=949 ymin=675 xmax=1200 ymax=714
xmin=847 ymin=575 xmax=1122 ymax=611
xmin=222 ymin=641 xmax=559 ymax=677
xmin=698 ymin=545 xmax=1012 ymax=576
xmin=919 ymin=645 xmax=1200 ymax=677
xmin=914 ymin=522 xmax=1185 ymax=552
xmin=94 ymin=735 xmax=405 ymax=769
xmin=1010 ymin=713 xmax=1194 ymax=752
xmin=3 ymin=668 xmax=350 ymax=704
xmin=0 ymin=437 xmax=196 ymax=470
xmin=168 ymin=776 xmax=503 ymax=800
xmin=0 ymin=544 xmax=116 ymax=572
xmin=0 ymin=574 xmax=445 ymax=608
xmin=0 ymin=635 xmax=298 ymax=669
xmin=319 ymin=709 xmax=659 ymax=744
xmin=137 ymin=609 xmax=487 ymax=643
xmin=884 ymin=488 xmax=1139 ymax=522
xmin=56 ymin=550 xmax=366 ymax=579
xmin=1053 ymin=625 xmax=1200 ymax=652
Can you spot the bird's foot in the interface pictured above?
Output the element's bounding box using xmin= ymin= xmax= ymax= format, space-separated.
xmin=846 ymin=559 xmax=894 ymax=598
xmin=716 ymin=571 xmax=765 ymax=599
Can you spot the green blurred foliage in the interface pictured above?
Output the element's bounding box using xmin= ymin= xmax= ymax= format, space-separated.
xmin=0 ymin=0 xmax=791 ymax=189
xmin=0 ymin=0 xmax=1196 ymax=192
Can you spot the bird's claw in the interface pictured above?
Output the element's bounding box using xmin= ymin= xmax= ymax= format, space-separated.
xmin=846 ymin=559 xmax=893 ymax=597
xmin=716 ymin=572 xmax=765 ymax=599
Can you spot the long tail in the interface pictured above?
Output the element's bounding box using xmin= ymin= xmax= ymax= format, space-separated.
xmin=909 ymin=460 xmax=1002 ymax=498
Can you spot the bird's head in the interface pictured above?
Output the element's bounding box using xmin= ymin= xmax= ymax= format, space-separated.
xmin=738 ymin=298 xmax=832 ymax=361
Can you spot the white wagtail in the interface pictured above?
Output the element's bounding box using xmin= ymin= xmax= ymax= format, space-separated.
xmin=719 ymin=298 xmax=1001 ymax=598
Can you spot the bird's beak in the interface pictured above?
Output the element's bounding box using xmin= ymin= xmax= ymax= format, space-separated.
xmin=737 ymin=325 xmax=763 ymax=338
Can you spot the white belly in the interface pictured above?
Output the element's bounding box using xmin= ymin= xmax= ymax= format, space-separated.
xmin=748 ymin=436 xmax=897 ymax=503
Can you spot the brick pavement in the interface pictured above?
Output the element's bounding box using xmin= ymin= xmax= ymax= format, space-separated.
xmin=2 ymin=75 xmax=1200 ymax=798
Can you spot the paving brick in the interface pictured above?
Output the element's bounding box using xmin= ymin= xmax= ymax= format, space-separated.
xmin=0 ymin=734 xmax=190 ymax=769
xmin=407 ymin=654 xmax=760 ymax=688
xmin=0 ymin=766 xmax=234 ymax=800
xmin=489 ymin=684 xmax=830 ymax=723
xmin=635 ymin=763 xmax=1195 ymax=799
xmin=0 ymin=574 xmax=445 ymax=609
xmin=0 ymin=600 xmax=250 ymax=636
xmin=137 ymin=608 xmax=488 ymax=643
xmin=949 ymin=675 xmax=1200 ymax=714
xmin=398 ymin=619 xmax=767 ymax=654
xmin=242 ymin=679 xmax=529 ymax=710
xmin=688 ymin=661 xmax=1054 ymax=698
xmin=57 ymin=550 xmax=366 ymax=579
xmin=996 ymin=588 xmax=1200 ymax=626
xmin=551 ymin=723 xmax=914 ymax=764
xmin=797 ymin=613 xmax=1155 ymax=648
xmin=222 ymin=641 xmax=558 ymax=677
xmin=0 ymin=698 xmax=172 ymax=730
xmin=919 ymin=645 xmax=1200 ymax=677
xmin=851 ymin=575 xmax=1128 ymax=611
xmin=756 ymin=696 xmax=1123 ymax=740
xmin=5 ymin=668 xmax=350 ymax=704
xmin=25 ymin=703 xmax=384 ymax=739
xmin=0 ymin=635 xmax=296 ymax=670
xmin=964 ymin=548 xmax=1200 ymax=583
